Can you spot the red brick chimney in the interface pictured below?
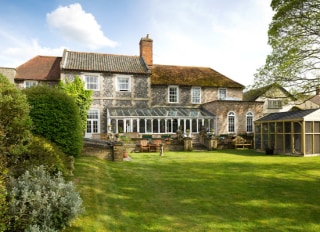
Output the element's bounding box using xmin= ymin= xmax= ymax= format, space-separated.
xmin=139 ymin=34 xmax=153 ymax=66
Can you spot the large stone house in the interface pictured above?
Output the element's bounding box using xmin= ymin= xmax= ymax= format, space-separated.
xmin=3 ymin=34 xmax=264 ymax=138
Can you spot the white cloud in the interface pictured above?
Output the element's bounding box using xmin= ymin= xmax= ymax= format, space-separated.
xmin=46 ymin=3 xmax=117 ymax=49
xmin=149 ymin=0 xmax=273 ymax=86
xmin=0 ymin=37 xmax=64 ymax=67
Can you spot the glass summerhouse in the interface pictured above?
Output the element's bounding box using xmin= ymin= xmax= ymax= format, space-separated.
xmin=254 ymin=109 xmax=320 ymax=156
xmin=106 ymin=107 xmax=216 ymax=135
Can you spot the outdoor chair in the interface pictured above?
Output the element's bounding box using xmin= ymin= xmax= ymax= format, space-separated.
xmin=139 ymin=139 xmax=149 ymax=152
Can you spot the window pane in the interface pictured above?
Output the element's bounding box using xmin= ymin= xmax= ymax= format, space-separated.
xmin=294 ymin=122 xmax=301 ymax=134
xmin=219 ymin=89 xmax=226 ymax=100
xmin=305 ymin=122 xmax=312 ymax=133
xmin=228 ymin=112 xmax=235 ymax=133
xmin=169 ymin=87 xmax=178 ymax=103
xmin=93 ymin=121 xmax=98 ymax=133
xmin=118 ymin=77 xmax=129 ymax=91
xmin=268 ymin=100 xmax=282 ymax=109
xmin=246 ymin=115 xmax=253 ymax=132
xmin=86 ymin=121 xmax=92 ymax=133
xmin=314 ymin=122 xmax=320 ymax=133
xmin=25 ymin=81 xmax=37 ymax=88
xmin=192 ymin=88 xmax=200 ymax=103
xmin=85 ymin=75 xmax=98 ymax=90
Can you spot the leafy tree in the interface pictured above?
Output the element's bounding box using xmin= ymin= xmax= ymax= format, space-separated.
xmin=24 ymin=85 xmax=83 ymax=156
xmin=254 ymin=0 xmax=320 ymax=95
xmin=58 ymin=76 xmax=92 ymax=133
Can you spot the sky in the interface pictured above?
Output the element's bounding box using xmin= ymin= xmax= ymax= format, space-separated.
xmin=0 ymin=0 xmax=273 ymax=87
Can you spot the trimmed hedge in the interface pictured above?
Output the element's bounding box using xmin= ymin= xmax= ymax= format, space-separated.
xmin=23 ymin=85 xmax=83 ymax=156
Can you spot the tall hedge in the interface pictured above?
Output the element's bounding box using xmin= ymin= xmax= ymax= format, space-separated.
xmin=23 ymin=85 xmax=83 ymax=156
xmin=0 ymin=74 xmax=33 ymax=231
xmin=0 ymin=74 xmax=32 ymax=163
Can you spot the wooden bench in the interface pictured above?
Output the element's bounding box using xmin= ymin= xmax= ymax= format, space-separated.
xmin=232 ymin=136 xmax=252 ymax=149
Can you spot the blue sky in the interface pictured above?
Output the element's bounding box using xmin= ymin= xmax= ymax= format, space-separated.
xmin=0 ymin=0 xmax=273 ymax=87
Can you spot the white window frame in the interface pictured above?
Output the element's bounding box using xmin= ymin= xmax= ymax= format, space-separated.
xmin=24 ymin=80 xmax=38 ymax=88
xmin=227 ymin=111 xmax=236 ymax=133
xmin=168 ymin=85 xmax=179 ymax=103
xmin=83 ymin=74 xmax=100 ymax=91
xmin=86 ymin=109 xmax=100 ymax=138
xmin=219 ymin=88 xmax=227 ymax=100
xmin=246 ymin=112 xmax=254 ymax=133
xmin=267 ymin=99 xmax=282 ymax=109
xmin=191 ymin=87 xmax=201 ymax=104
xmin=116 ymin=75 xmax=131 ymax=92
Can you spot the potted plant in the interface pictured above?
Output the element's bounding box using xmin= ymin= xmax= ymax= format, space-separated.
xmin=265 ymin=145 xmax=274 ymax=155
xmin=121 ymin=135 xmax=132 ymax=158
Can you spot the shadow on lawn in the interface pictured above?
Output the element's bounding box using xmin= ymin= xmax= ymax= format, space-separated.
xmin=65 ymin=154 xmax=320 ymax=232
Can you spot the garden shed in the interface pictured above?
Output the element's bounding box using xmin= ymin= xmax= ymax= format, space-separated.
xmin=254 ymin=109 xmax=320 ymax=156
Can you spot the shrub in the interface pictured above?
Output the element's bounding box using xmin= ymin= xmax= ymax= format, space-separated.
xmin=58 ymin=76 xmax=93 ymax=133
xmin=0 ymin=177 xmax=8 ymax=232
xmin=24 ymin=85 xmax=83 ymax=156
xmin=0 ymin=74 xmax=32 ymax=166
xmin=13 ymin=136 xmax=74 ymax=177
xmin=6 ymin=166 xmax=84 ymax=232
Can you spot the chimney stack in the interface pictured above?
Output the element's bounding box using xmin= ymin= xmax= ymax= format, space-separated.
xmin=139 ymin=34 xmax=153 ymax=66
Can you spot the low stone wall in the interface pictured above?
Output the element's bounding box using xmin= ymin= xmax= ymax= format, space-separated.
xmin=199 ymin=134 xmax=218 ymax=150
xmin=82 ymin=139 xmax=113 ymax=160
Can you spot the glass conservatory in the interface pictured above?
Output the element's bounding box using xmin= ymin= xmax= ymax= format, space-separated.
xmin=254 ymin=109 xmax=320 ymax=156
xmin=106 ymin=107 xmax=215 ymax=135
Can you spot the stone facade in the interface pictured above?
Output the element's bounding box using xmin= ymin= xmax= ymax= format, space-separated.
xmin=0 ymin=67 xmax=16 ymax=83
xmin=202 ymin=100 xmax=264 ymax=135
xmin=151 ymin=85 xmax=243 ymax=107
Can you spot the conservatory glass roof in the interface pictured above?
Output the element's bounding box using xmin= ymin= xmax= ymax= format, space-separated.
xmin=107 ymin=107 xmax=215 ymax=118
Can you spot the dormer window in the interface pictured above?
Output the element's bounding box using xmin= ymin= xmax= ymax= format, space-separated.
xmin=267 ymin=99 xmax=282 ymax=109
xmin=116 ymin=75 xmax=131 ymax=92
xmin=219 ymin=88 xmax=227 ymax=100
xmin=168 ymin=86 xmax=179 ymax=103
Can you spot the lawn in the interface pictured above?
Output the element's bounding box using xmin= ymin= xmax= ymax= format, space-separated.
xmin=63 ymin=150 xmax=320 ymax=232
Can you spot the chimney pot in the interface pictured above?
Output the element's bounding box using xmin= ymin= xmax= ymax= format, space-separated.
xmin=139 ymin=34 xmax=153 ymax=66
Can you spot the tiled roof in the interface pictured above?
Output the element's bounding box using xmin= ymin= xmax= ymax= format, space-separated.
xmin=61 ymin=50 xmax=149 ymax=74
xmin=309 ymin=95 xmax=320 ymax=105
xmin=15 ymin=56 xmax=61 ymax=81
xmin=243 ymin=83 xmax=293 ymax=101
xmin=256 ymin=109 xmax=318 ymax=122
xmin=150 ymin=65 xmax=244 ymax=88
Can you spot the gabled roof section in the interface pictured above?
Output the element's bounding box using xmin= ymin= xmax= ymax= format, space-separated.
xmin=61 ymin=50 xmax=149 ymax=74
xmin=150 ymin=65 xmax=244 ymax=88
xmin=256 ymin=109 xmax=318 ymax=122
xmin=243 ymin=83 xmax=294 ymax=101
xmin=309 ymin=95 xmax=320 ymax=105
xmin=15 ymin=56 xmax=61 ymax=81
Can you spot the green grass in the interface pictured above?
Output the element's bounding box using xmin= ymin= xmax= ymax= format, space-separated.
xmin=63 ymin=150 xmax=320 ymax=232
